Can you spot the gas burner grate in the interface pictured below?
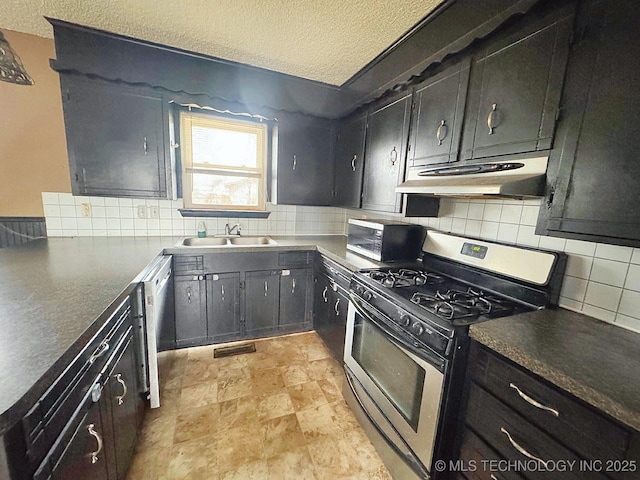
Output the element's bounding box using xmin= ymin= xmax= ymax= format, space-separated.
xmin=410 ymin=292 xmax=479 ymax=321
xmin=410 ymin=287 xmax=517 ymax=320
xmin=368 ymin=269 xmax=445 ymax=288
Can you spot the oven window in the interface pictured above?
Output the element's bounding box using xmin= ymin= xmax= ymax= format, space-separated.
xmin=352 ymin=313 xmax=425 ymax=431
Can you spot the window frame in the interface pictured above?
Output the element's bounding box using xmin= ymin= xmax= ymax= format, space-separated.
xmin=179 ymin=110 xmax=268 ymax=211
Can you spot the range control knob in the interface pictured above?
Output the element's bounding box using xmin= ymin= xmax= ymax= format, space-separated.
xmin=354 ymin=285 xmax=364 ymax=295
xmin=411 ymin=322 xmax=425 ymax=336
xmin=363 ymin=290 xmax=373 ymax=301
xmin=400 ymin=315 xmax=411 ymax=327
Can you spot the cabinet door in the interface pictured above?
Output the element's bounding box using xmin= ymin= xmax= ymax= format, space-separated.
xmin=279 ymin=268 xmax=310 ymax=330
xmin=362 ymin=93 xmax=412 ymax=213
xmin=313 ymin=274 xmax=332 ymax=331
xmin=207 ymin=272 xmax=241 ymax=342
xmin=60 ymin=75 xmax=169 ymax=198
xmin=333 ymin=114 xmax=366 ymax=208
xmin=275 ymin=113 xmax=334 ymax=206
xmin=316 ymin=282 xmax=348 ymax=362
xmin=461 ymin=7 xmax=573 ymax=160
xmin=539 ymin=0 xmax=640 ymax=246
xmin=245 ymin=270 xmax=280 ymax=337
xmin=50 ymin=401 xmax=109 ymax=480
xmin=408 ymin=60 xmax=470 ymax=167
xmin=106 ymin=333 xmax=140 ymax=480
xmin=174 ymin=275 xmax=207 ymax=347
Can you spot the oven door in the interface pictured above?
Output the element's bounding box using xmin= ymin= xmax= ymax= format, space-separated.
xmin=344 ymin=295 xmax=445 ymax=478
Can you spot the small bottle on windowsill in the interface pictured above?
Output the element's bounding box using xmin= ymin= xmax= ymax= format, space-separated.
xmin=197 ymin=221 xmax=207 ymax=238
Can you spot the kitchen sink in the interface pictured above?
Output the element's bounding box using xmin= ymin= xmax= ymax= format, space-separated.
xmin=178 ymin=236 xmax=278 ymax=247
xmin=228 ymin=236 xmax=277 ymax=245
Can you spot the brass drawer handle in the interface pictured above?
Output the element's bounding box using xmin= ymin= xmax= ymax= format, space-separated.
xmin=501 ymin=427 xmax=547 ymax=466
xmin=510 ymin=383 xmax=559 ymax=417
xmin=87 ymin=424 xmax=103 ymax=464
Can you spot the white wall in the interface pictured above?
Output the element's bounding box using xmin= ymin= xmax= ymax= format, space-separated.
xmin=347 ymin=198 xmax=640 ymax=335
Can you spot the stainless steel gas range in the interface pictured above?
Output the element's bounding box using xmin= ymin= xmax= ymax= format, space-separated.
xmin=343 ymin=231 xmax=566 ymax=480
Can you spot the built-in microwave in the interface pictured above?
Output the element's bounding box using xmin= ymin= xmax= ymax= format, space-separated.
xmin=346 ymin=219 xmax=425 ymax=262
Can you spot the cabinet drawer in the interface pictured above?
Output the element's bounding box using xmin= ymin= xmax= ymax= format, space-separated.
xmin=318 ymin=254 xmax=352 ymax=290
xmin=173 ymin=255 xmax=204 ymax=273
xmin=459 ymin=427 xmax=524 ymax=480
xmin=279 ymin=251 xmax=312 ymax=267
xmin=468 ymin=343 xmax=632 ymax=463
xmin=465 ymin=382 xmax=608 ymax=480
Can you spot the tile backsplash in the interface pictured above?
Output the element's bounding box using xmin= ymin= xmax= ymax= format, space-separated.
xmin=42 ymin=192 xmax=640 ymax=334
xmin=42 ymin=193 xmax=346 ymax=238
xmin=349 ymin=198 xmax=640 ymax=335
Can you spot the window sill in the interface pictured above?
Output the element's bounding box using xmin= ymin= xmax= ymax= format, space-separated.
xmin=178 ymin=209 xmax=271 ymax=219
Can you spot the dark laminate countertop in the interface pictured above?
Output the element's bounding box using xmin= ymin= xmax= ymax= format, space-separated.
xmin=470 ymin=308 xmax=640 ymax=431
xmin=0 ymin=234 xmax=365 ymax=434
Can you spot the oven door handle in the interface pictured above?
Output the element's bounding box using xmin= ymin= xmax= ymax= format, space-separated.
xmin=344 ymin=367 xmax=431 ymax=479
xmin=349 ymin=293 xmax=446 ymax=372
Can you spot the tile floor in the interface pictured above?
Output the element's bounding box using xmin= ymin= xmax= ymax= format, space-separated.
xmin=126 ymin=332 xmax=392 ymax=479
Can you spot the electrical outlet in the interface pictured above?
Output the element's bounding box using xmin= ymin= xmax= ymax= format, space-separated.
xmin=80 ymin=203 xmax=92 ymax=217
xmin=137 ymin=205 xmax=147 ymax=218
xmin=150 ymin=206 xmax=159 ymax=218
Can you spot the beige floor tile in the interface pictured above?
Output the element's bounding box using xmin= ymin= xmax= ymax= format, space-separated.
xmin=342 ymin=428 xmax=385 ymax=471
xmin=179 ymin=381 xmax=218 ymax=409
xmin=173 ymin=404 xmax=220 ymax=444
xmin=164 ymin=434 xmax=218 ymax=480
xmin=182 ymin=359 xmax=218 ymax=388
xmin=306 ymin=436 xmax=363 ymax=478
xmin=308 ymin=356 xmax=344 ymax=380
xmin=137 ymin=414 xmax=177 ymax=451
xmin=219 ymin=459 xmax=269 ymax=480
xmin=126 ymin=446 xmax=171 ymax=480
xmin=217 ymin=368 xmax=252 ymax=402
xmin=250 ymin=366 xmax=286 ymax=396
xmin=218 ymin=396 xmax=259 ymax=431
xmin=256 ymin=391 xmax=295 ymax=421
xmin=296 ymin=403 xmax=344 ymax=442
xmin=261 ymin=413 xmax=307 ymax=458
xmin=216 ymin=421 xmax=265 ymax=472
xmin=317 ymin=376 xmax=343 ymax=403
xmin=281 ymin=363 xmax=312 ymax=387
xmin=287 ymin=381 xmax=328 ymax=412
xmin=246 ymin=351 xmax=282 ymax=371
xmin=267 ymin=446 xmax=318 ymax=480
xmin=332 ymin=399 xmax=362 ymax=432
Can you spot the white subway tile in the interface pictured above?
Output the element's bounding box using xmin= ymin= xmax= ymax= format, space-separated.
xmin=120 ymin=218 xmax=134 ymax=230
xmin=107 ymin=229 xmax=121 ymax=237
xmin=76 ymin=218 xmax=92 ymax=230
xmin=631 ymin=249 xmax=640 ymax=265
xmin=594 ymin=243 xmax=633 ymax=262
xmin=104 ymin=198 xmax=120 ymax=207
xmin=451 ymin=218 xmax=466 ymax=234
xmin=119 ymin=207 xmax=134 ymax=219
xmin=558 ymin=297 xmax=583 ymax=311
xmin=61 ymin=217 xmax=77 ymax=230
xmin=89 ymin=197 xmax=105 ymax=206
xmin=538 ymin=235 xmax=567 ymax=252
xmin=564 ymin=239 xmax=597 ymax=256
xmin=106 ymin=218 xmax=121 ymax=230
xmin=44 ymin=204 xmax=61 ymax=217
xmin=120 ymin=229 xmax=135 ymax=236
xmin=59 ymin=205 xmax=76 ymax=217
xmin=565 ymin=254 xmax=593 ymax=280
xmin=147 ymin=219 xmax=160 ymax=230
xmin=438 ymin=199 xmax=456 ymax=217
xmin=480 ymin=222 xmax=499 ymax=240
xmin=145 ymin=199 xmax=159 ymax=207
xmin=47 ymin=229 xmax=63 ymax=237
xmin=560 ymin=276 xmax=588 ymax=302
xmin=465 ymin=220 xmax=482 ymax=237
xmin=58 ymin=193 xmax=75 ymax=205
xmin=584 ymin=282 xmax=622 ymax=311
xmin=77 ymin=230 xmax=93 ymax=237
xmin=428 ymin=218 xmax=440 ymax=229
xmin=617 ymin=289 xmax=640 ymax=318
xmin=520 ymin=205 xmax=540 ymax=226
xmin=439 ymin=217 xmax=453 ymax=233
xmin=589 ymin=258 xmax=629 ymax=287
xmin=614 ymin=314 xmax=640 ymax=333
xmin=467 ymin=203 xmax=484 ymax=220
xmin=624 ymin=264 xmax=640 ymax=292
xmin=118 ymin=198 xmax=134 ymax=207
xmin=41 ymin=192 xmax=59 ymax=205
xmin=92 ymin=218 xmax=107 ymax=230
xmin=92 ymin=230 xmax=107 ymax=236
xmin=74 ymin=196 xmax=89 ymax=206
xmin=516 ymin=225 xmax=540 ymax=247
xmin=62 ymin=228 xmax=78 ymax=236
xmin=500 ymin=205 xmax=523 ymax=224
xmin=582 ymin=304 xmax=616 ymax=323
xmin=46 ymin=217 xmax=62 ymax=230
xmin=497 ymin=223 xmax=519 ymax=244
xmin=453 ymin=202 xmax=469 ymax=218
xmin=105 ymin=206 xmax=120 ymax=218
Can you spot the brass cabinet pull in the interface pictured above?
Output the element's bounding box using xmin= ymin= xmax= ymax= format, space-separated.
xmin=114 ymin=373 xmax=127 ymax=406
xmin=87 ymin=424 xmax=103 ymax=464
xmin=351 ymin=155 xmax=357 ymax=171
xmin=487 ymin=103 xmax=498 ymax=135
xmin=389 ymin=147 xmax=398 ymax=166
xmin=322 ymin=286 xmax=328 ymax=302
xmin=501 ymin=427 xmax=547 ymax=466
xmin=88 ymin=342 xmax=110 ymax=365
xmin=436 ymin=120 xmax=447 ymax=145
xmin=509 ymin=383 xmax=559 ymax=417
xmin=334 ymin=298 xmax=340 ymax=315
xmin=293 ymin=154 xmax=297 ymax=170
xmin=292 ymin=278 xmax=296 ymax=294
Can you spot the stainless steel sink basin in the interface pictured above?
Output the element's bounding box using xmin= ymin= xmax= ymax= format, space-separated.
xmin=181 ymin=237 xmax=230 ymax=246
xmin=229 ymin=236 xmax=277 ymax=245
xmin=178 ymin=236 xmax=277 ymax=246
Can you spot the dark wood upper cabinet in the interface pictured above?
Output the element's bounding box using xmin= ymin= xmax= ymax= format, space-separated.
xmin=333 ymin=114 xmax=367 ymax=208
xmin=537 ymin=0 xmax=640 ymax=247
xmin=461 ymin=4 xmax=574 ymax=160
xmin=361 ymin=93 xmax=412 ymax=213
xmin=408 ymin=59 xmax=470 ymax=168
xmin=59 ymin=75 xmax=172 ymax=198
xmin=273 ymin=113 xmax=335 ymax=206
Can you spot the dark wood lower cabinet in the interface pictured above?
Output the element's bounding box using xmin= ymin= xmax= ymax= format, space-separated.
xmin=206 ymin=272 xmax=241 ymax=342
xmin=279 ymin=268 xmax=311 ymax=330
xmin=174 ymin=274 xmax=207 ymax=347
xmin=245 ymin=270 xmax=281 ymax=337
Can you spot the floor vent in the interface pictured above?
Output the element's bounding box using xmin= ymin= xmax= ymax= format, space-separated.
xmin=213 ymin=342 xmax=256 ymax=358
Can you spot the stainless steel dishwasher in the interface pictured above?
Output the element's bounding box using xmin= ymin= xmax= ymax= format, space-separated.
xmin=141 ymin=255 xmax=173 ymax=408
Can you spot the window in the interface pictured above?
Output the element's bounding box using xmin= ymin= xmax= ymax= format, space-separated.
xmin=180 ymin=110 xmax=268 ymax=211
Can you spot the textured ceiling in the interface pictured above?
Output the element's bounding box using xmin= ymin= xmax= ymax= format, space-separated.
xmin=0 ymin=0 xmax=445 ymax=86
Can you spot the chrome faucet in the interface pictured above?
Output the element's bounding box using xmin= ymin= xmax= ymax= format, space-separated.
xmin=224 ymin=223 xmax=241 ymax=236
